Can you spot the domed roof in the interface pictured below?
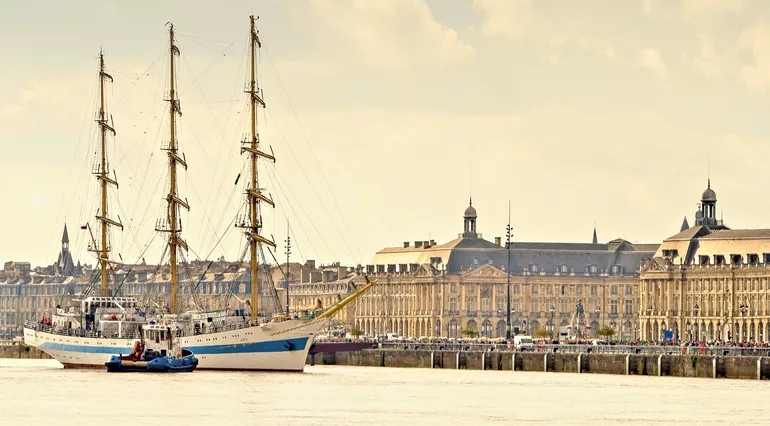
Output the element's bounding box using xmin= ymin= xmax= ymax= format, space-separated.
xmin=464 ymin=198 xmax=477 ymax=218
xmin=701 ymin=179 xmax=716 ymax=202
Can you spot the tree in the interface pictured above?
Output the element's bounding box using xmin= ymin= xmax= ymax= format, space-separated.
xmin=350 ymin=328 xmax=364 ymax=337
xmin=597 ymin=325 xmax=616 ymax=341
xmin=534 ymin=328 xmax=550 ymax=339
xmin=461 ymin=327 xmax=479 ymax=338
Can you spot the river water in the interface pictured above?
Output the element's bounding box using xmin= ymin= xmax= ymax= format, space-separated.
xmin=0 ymin=359 xmax=767 ymax=425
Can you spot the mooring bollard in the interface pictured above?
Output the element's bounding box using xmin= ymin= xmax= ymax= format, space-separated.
xmin=577 ymin=353 xmax=582 ymax=373
xmin=431 ymin=351 xmax=434 ymax=369
xmin=757 ymin=356 xmax=762 ymax=380
xmin=657 ymin=355 xmax=663 ymax=377
xmin=456 ymin=352 xmax=460 ymax=370
xmin=626 ymin=354 xmax=631 ymax=375
xmin=712 ymin=356 xmax=717 ymax=379
xmin=544 ymin=353 xmax=548 ymax=372
xmin=512 ymin=353 xmax=516 ymax=371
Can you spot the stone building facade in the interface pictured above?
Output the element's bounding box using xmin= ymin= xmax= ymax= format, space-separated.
xmin=356 ymin=201 xmax=657 ymax=340
xmin=640 ymin=182 xmax=770 ymax=343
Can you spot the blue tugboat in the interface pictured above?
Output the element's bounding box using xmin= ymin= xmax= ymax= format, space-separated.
xmin=106 ymin=323 xmax=198 ymax=373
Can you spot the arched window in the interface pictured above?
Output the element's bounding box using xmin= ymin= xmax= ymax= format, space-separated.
xmin=529 ymin=264 xmax=539 ymax=273
xmin=587 ymin=265 xmax=598 ymax=274
xmin=610 ymin=265 xmax=623 ymax=275
xmin=558 ymin=264 xmax=568 ymax=274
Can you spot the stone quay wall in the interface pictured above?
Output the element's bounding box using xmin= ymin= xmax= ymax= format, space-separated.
xmin=309 ymin=350 xmax=770 ymax=381
xmin=0 ymin=344 xmax=50 ymax=359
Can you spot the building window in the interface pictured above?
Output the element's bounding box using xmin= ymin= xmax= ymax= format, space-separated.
xmin=558 ymin=264 xmax=568 ymax=274
xmin=450 ymin=284 xmax=457 ymax=293
xmin=730 ymin=254 xmax=742 ymax=265
xmin=610 ymin=265 xmax=622 ymax=275
xmin=513 ymin=284 xmax=520 ymax=294
xmin=465 ymin=297 xmax=476 ymax=314
xmin=590 ymin=286 xmax=597 ymax=296
xmin=529 ymin=264 xmax=539 ymax=273
xmin=715 ymin=255 xmax=725 ymax=265
xmin=749 ymin=254 xmax=759 ymax=265
xmin=472 ymin=257 xmax=479 ymax=265
xmin=561 ymin=285 xmax=567 ymax=296
xmin=530 ymin=299 xmax=538 ymax=313
xmin=625 ymin=300 xmax=633 ymax=315
xmin=576 ymin=286 xmax=582 ymax=296
xmin=449 ymin=298 xmax=457 ymax=312
xmin=587 ymin=265 xmax=598 ymax=274
xmin=546 ymin=286 xmax=553 ymax=295
xmin=611 ymin=285 xmax=617 ymax=296
xmin=513 ymin=299 xmax=521 ymax=312
xmin=560 ymin=299 xmax=567 ymax=313
xmin=610 ymin=300 xmax=618 ymax=315
xmin=481 ymin=297 xmax=490 ymax=312
xmin=625 ymin=285 xmax=632 ymax=296
xmin=496 ymin=298 xmax=504 ymax=312
xmin=532 ymin=285 xmax=539 ymax=295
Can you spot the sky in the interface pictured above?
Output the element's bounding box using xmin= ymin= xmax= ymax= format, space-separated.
xmin=2 ymin=0 xmax=770 ymax=270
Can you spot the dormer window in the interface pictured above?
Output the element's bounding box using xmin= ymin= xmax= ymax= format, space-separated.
xmin=587 ymin=265 xmax=598 ymax=274
xmin=730 ymin=254 xmax=743 ymax=265
xmin=699 ymin=255 xmax=710 ymax=265
xmin=472 ymin=257 xmax=479 ymax=265
xmin=749 ymin=254 xmax=759 ymax=265
xmin=529 ymin=264 xmax=539 ymax=273
xmin=557 ymin=264 xmax=568 ymax=274
xmin=610 ymin=265 xmax=623 ymax=275
xmin=715 ymin=255 xmax=725 ymax=265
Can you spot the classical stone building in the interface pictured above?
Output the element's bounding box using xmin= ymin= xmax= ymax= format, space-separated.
xmin=356 ymin=200 xmax=657 ymax=340
xmin=640 ymin=181 xmax=770 ymax=343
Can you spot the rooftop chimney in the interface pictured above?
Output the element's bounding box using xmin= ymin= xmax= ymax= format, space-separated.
xmin=495 ymin=237 xmax=501 ymax=246
xmin=415 ymin=241 xmax=423 ymax=248
xmin=430 ymin=239 xmax=436 ymax=246
xmin=423 ymin=240 xmax=430 ymax=248
xmin=403 ymin=242 xmax=410 ymax=248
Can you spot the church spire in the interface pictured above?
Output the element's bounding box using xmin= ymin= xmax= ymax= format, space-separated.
xmin=62 ymin=224 xmax=69 ymax=244
xmin=592 ymin=226 xmax=598 ymax=244
xmin=680 ymin=216 xmax=690 ymax=232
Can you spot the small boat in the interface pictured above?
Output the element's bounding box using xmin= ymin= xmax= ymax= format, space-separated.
xmin=106 ymin=323 xmax=198 ymax=373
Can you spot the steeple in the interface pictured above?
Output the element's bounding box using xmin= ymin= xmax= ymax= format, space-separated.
xmin=680 ymin=216 xmax=690 ymax=232
xmin=61 ymin=224 xmax=69 ymax=246
xmin=698 ymin=179 xmax=717 ymax=226
xmin=462 ymin=198 xmax=478 ymax=238
xmin=592 ymin=226 xmax=598 ymax=244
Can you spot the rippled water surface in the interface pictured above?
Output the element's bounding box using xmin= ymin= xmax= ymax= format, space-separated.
xmin=1 ymin=359 xmax=768 ymax=425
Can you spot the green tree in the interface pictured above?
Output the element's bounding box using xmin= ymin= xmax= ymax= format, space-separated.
xmin=597 ymin=325 xmax=616 ymax=341
xmin=534 ymin=328 xmax=550 ymax=339
xmin=461 ymin=327 xmax=479 ymax=338
xmin=350 ymin=328 xmax=364 ymax=337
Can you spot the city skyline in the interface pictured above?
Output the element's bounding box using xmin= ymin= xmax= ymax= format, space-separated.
xmin=3 ymin=1 xmax=770 ymax=270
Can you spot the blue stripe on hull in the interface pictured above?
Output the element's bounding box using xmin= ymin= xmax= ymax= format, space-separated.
xmin=185 ymin=336 xmax=309 ymax=355
xmin=40 ymin=342 xmax=129 ymax=355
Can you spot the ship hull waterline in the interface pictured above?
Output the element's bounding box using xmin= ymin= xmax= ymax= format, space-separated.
xmin=23 ymin=318 xmax=326 ymax=371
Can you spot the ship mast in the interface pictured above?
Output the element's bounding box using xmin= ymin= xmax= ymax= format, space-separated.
xmin=238 ymin=16 xmax=276 ymax=323
xmin=91 ymin=50 xmax=122 ymax=297
xmin=157 ymin=24 xmax=189 ymax=314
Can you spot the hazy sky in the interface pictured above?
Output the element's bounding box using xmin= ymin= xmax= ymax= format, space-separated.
xmin=2 ymin=0 xmax=770 ymax=269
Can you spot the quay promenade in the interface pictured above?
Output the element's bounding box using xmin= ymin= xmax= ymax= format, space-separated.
xmin=311 ymin=348 xmax=770 ymax=381
xmin=0 ymin=340 xmax=49 ymax=359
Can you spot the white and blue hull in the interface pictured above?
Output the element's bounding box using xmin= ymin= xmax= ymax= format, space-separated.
xmin=180 ymin=319 xmax=326 ymax=371
xmin=23 ymin=328 xmax=137 ymax=368
xmin=24 ymin=318 xmax=327 ymax=371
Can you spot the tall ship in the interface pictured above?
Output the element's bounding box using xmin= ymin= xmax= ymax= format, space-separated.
xmin=23 ymin=18 xmax=373 ymax=371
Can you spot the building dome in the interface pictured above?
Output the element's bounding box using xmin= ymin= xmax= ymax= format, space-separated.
xmin=464 ymin=199 xmax=477 ymax=218
xmin=701 ymin=180 xmax=716 ymax=202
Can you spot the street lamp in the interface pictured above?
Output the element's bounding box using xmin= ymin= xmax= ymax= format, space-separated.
xmin=740 ymin=301 xmax=748 ymax=342
xmin=610 ymin=321 xmax=616 ymax=343
xmin=646 ymin=305 xmax=653 ymax=341
xmin=505 ymin=202 xmax=512 ymax=341
xmin=693 ymin=303 xmax=699 ymax=342
xmin=549 ymin=305 xmax=555 ymax=340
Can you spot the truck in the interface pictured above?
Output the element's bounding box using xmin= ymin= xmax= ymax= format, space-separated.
xmin=514 ymin=335 xmax=535 ymax=352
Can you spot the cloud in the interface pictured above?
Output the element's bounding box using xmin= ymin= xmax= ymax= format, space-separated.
xmin=309 ymin=0 xmax=474 ymax=69
xmin=681 ymin=0 xmax=744 ymax=19
xmin=473 ymin=0 xmax=534 ymax=38
xmin=738 ymin=24 xmax=770 ymax=92
xmin=690 ymin=35 xmax=723 ymax=79
xmin=638 ymin=47 xmax=668 ymax=77
xmin=0 ymin=80 xmax=75 ymax=123
xmin=547 ymin=54 xmax=560 ymax=65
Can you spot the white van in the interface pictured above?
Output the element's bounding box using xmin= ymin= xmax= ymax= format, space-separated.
xmin=386 ymin=333 xmax=400 ymax=340
xmin=514 ymin=335 xmax=535 ymax=352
